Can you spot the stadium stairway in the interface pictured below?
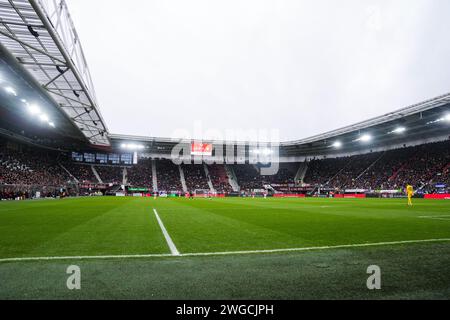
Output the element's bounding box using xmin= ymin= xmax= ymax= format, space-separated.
xmin=295 ymin=161 xmax=308 ymax=184
xmin=122 ymin=167 xmax=127 ymax=185
xmin=203 ymin=164 xmax=215 ymax=193
xmin=225 ymin=165 xmax=240 ymax=192
xmin=152 ymin=160 xmax=158 ymax=192
xmin=59 ymin=164 xmax=79 ymax=183
xmin=91 ymin=165 xmax=103 ymax=184
xmin=178 ymin=165 xmax=188 ymax=193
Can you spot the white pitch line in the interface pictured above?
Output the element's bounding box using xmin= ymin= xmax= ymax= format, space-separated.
xmin=419 ymin=215 xmax=450 ymax=218
xmin=153 ymin=208 xmax=180 ymax=256
xmin=418 ymin=215 xmax=450 ymax=221
xmin=182 ymin=238 xmax=450 ymax=257
xmin=0 ymin=238 xmax=449 ymax=263
xmin=0 ymin=253 xmax=173 ymax=263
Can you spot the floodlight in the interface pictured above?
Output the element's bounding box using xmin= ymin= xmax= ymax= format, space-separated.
xmin=5 ymin=86 xmax=17 ymax=96
xmin=445 ymin=114 xmax=450 ymax=122
xmin=39 ymin=114 xmax=49 ymax=122
xmin=428 ymin=113 xmax=450 ymax=124
xmin=121 ymin=143 xmax=144 ymax=150
xmin=48 ymin=122 xmax=55 ymax=128
xmin=359 ymin=134 xmax=372 ymax=142
xmin=332 ymin=141 xmax=342 ymax=148
xmin=28 ymin=104 xmax=41 ymax=115
xmin=392 ymin=127 xmax=406 ymax=134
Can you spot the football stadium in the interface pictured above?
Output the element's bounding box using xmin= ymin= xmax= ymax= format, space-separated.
xmin=0 ymin=0 xmax=449 ymax=302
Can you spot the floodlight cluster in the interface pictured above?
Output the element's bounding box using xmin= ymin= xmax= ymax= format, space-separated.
xmin=427 ymin=113 xmax=450 ymax=124
xmin=330 ymin=112 xmax=449 ymax=149
xmin=354 ymin=134 xmax=372 ymax=143
xmin=3 ymin=85 xmax=55 ymax=128
xmin=389 ymin=127 xmax=406 ymax=134
xmin=121 ymin=143 xmax=145 ymax=150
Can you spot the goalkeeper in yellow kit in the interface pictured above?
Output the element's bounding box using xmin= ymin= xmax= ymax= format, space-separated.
xmin=406 ymin=184 xmax=414 ymax=206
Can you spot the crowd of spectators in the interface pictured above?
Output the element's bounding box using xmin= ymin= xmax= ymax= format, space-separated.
xmin=156 ymin=160 xmax=183 ymax=192
xmin=62 ymin=163 xmax=96 ymax=183
xmin=183 ymin=164 xmax=210 ymax=192
xmin=392 ymin=141 xmax=450 ymax=191
xmin=95 ymin=166 xmax=123 ymax=185
xmin=126 ymin=158 xmax=152 ymax=188
xmin=328 ymin=153 xmax=380 ymax=189
xmin=0 ymin=145 xmax=70 ymax=187
xmin=2 ymin=139 xmax=449 ymax=198
xmin=304 ymin=140 xmax=450 ymax=192
xmin=261 ymin=163 xmax=298 ymax=185
xmin=304 ymin=157 xmax=350 ymax=186
xmin=208 ymin=164 xmax=233 ymax=193
xmin=232 ymin=164 xmax=265 ymax=190
xmin=232 ymin=163 xmax=304 ymax=192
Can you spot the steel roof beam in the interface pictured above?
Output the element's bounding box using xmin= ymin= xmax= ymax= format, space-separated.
xmin=0 ymin=28 xmax=65 ymax=64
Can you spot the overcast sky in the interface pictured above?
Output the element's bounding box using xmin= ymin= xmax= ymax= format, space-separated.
xmin=66 ymin=0 xmax=450 ymax=141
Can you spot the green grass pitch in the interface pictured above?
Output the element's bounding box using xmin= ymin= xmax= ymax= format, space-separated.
xmin=0 ymin=197 xmax=449 ymax=299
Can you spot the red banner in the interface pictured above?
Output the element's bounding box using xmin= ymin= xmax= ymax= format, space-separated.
xmin=334 ymin=194 xmax=366 ymax=198
xmin=191 ymin=143 xmax=213 ymax=156
xmin=273 ymin=194 xmax=306 ymax=198
xmin=424 ymin=194 xmax=450 ymax=199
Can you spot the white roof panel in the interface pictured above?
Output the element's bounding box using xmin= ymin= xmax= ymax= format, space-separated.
xmin=0 ymin=0 xmax=109 ymax=146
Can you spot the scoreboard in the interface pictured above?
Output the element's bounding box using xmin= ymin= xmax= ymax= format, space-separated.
xmin=71 ymin=152 xmax=135 ymax=165
xmin=191 ymin=143 xmax=213 ymax=156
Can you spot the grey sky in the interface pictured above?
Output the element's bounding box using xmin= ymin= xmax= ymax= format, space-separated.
xmin=66 ymin=0 xmax=450 ymax=141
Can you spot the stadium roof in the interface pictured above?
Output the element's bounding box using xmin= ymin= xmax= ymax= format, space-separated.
xmin=280 ymin=92 xmax=450 ymax=156
xmin=109 ymin=93 xmax=450 ymax=157
xmin=0 ymin=1 xmax=449 ymax=156
xmin=0 ymin=0 xmax=109 ymax=146
xmin=283 ymin=93 xmax=450 ymax=146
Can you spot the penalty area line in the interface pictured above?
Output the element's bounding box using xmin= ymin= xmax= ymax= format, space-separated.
xmin=153 ymin=208 xmax=180 ymax=256
xmin=0 ymin=238 xmax=449 ymax=263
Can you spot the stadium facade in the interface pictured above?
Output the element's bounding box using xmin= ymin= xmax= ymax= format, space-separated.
xmin=1 ymin=0 xmax=449 ymax=199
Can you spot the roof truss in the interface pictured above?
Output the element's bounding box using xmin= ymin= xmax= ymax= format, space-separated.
xmin=0 ymin=0 xmax=110 ymax=146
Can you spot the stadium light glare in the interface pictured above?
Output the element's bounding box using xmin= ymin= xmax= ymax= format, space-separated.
xmin=4 ymin=86 xmax=17 ymax=96
xmin=445 ymin=114 xmax=450 ymax=122
xmin=356 ymin=134 xmax=372 ymax=143
xmin=39 ymin=114 xmax=49 ymax=122
xmin=48 ymin=122 xmax=55 ymax=128
xmin=428 ymin=113 xmax=450 ymax=124
xmin=27 ymin=104 xmax=41 ymax=115
xmin=121 ymin=143 xmax=144 ymax=150
xmin=332 ymin=141 xmax=342 ymax=148
xmin=392 ymin=127 xmax=406 ymax=134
